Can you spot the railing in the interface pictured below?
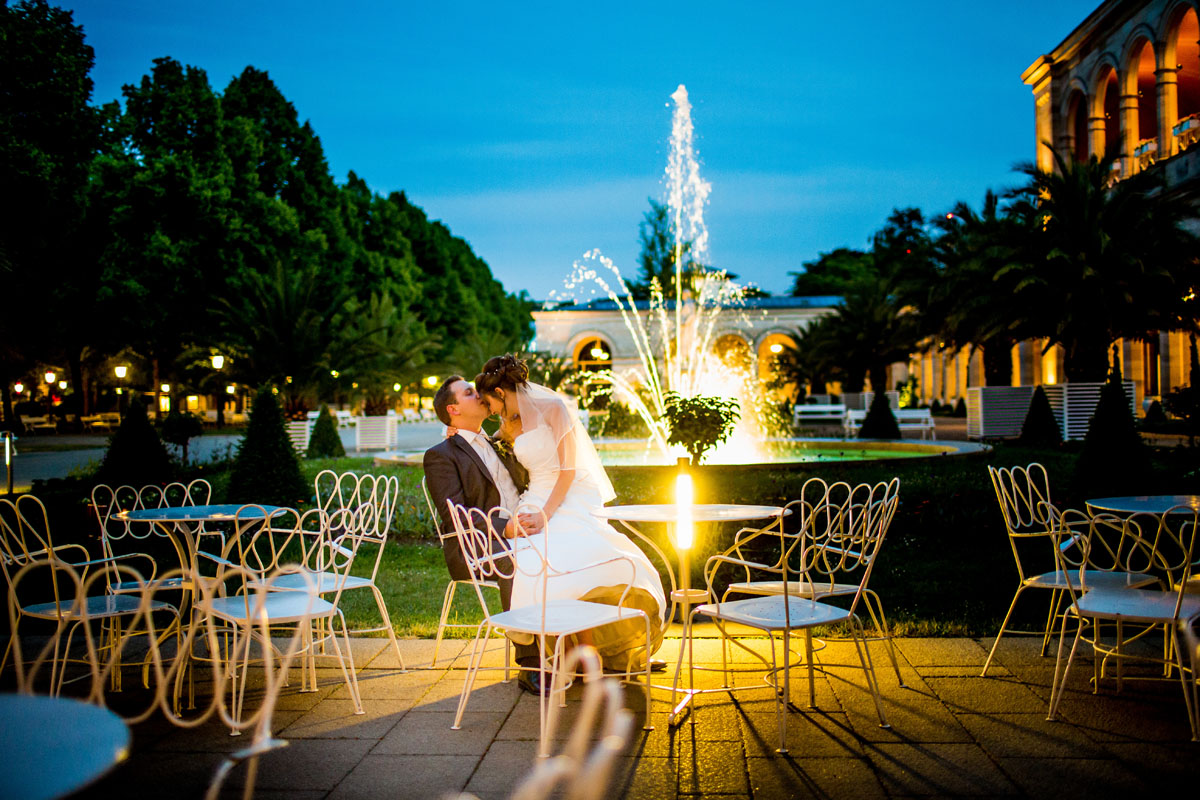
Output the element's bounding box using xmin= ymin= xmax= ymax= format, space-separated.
xmin=1174 ymin=114 xmax=1200 ymax=152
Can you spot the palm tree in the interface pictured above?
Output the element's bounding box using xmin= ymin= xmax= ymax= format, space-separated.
xmin=1005 ymin=150 xmax=1200 ymax=382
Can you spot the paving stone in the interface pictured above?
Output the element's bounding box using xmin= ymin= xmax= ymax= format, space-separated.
xmin=329 ymin=666 xmax=444 ymax=700
xmin=925 ymin=676 xmax=1046 ymax=713
xmin=412 ymin=671 xmax=521 ymax=713
xmin=894 ymin=638 xmax=989 ymax=667
xmin=1107 ymin=742 xmax=1199 ymax=792
xmin=465 ymin=739 xmax=545 ymax=799
xmin=953 ymin=713 xmax=1109 ymax=759
xmin=327 ymin=753 xmax=479 ymax=799
xmin=279 ymin=697 xmax=409 ymax=739
xmin=149 ymin=710 xmax=306 ymax=753
xmin=249 ymin=737 xmax=376 ymax=791
xmin=739 ymin=708 xmax=865 ymax=758
xmin=995 ymin=756 xmax=1146 ymax=799
xmin=364 ymin=636 xmax=467 ymax=670
xmin=376 ymin=710 xmax=508 ymax=755
xmin=747 ymin=755 xmax=885 ymax=800
xmin=676 ymin=737 xmax=749 ymax=795
xmin=448 ymin=637 xmax=516 ymax=670
xmin=615 ymin=756 xmax=676 ymax=800
xmin=866 ymin=742 xmax=1020 ymax=795
xmin=79 ymin=750 xmax=226 ymax=799
xmin=828 ymin=668 xmax=972 ymax=744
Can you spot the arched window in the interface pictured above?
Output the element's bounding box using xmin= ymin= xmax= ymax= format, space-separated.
xmin=1132 ymin=39 xmax=1159 ymax=148
xmin=574 ymin=338 xmax=612 ymax=373
xmin=1175 ymin=8 xmax=1200 ymax=123
xmin=712 ymin=334 xmax=752 ymax=370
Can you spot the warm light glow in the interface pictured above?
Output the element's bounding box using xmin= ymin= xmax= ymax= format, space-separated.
xmin=392 ymin=383 xmax=401 ymax=392
xmin=114 ymin=365 xmax=127 ymax=380
xmin=768 ymin=343 xmax=783 ymax=354
xmin=425 ymin=375 xmax=438 ymax=387
xmin=330 ymin=370 xmax=339 ymax=379
xmin=44 ymin=371 xmax=55 ymax=384
xmin=186 ymin=395 xmax=199 ymax=411
xmin=211 ymin=354 xmax=225 ymax=370
xmin=57 ymin=380 xmax=66 ymax=390
xmin=1044 ymin=354 xmax=1057 ymax=385
xmin=589 ymin=346 xmax=609 ymax=360
xmin=158 ymin=395 xmax=170 ymax=413
xmin=115 ymin=388 xmax=123 ymax=395
xmin=13 ymin=382 xmax=24 ymax=394
xmin=160 ymin=383 xmax=170 ymax=394
xmin=675 ymin=471 xmax=694 ymax=550
xmin=226 ymin=384 xmax=236 ymax=395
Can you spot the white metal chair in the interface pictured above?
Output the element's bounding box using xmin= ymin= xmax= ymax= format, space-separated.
xmin=981 ymin=463 xmax=1157 ymax=676
xmin=1045 ymin=504 xmax=1200 ymax=739
xmin=718 ymin=477 xmax=906 ymax=686
xmin=446 ymin=500 xmax=653 ymax=758
xmin=1 ymin=494 xmax=168 ymax=690
xmin=189 ymin=505 xmax=365 ymax=716
xmin=422 ymin=476 xmax=508 ymax=669
xmin=693 ymin=478 xmax=900 ymax=753
xmin=10 ymin=557 xmax=320 ymax=800
xmin=272 ymin=469 xmax=406 ymax=671
xmin=90 ymin=480 xmax=221 ymax=596
xmin=1182 ymin=617 xmax=1200 ymax=741
xmin=447 ymin=646 xmax=634 ymax=800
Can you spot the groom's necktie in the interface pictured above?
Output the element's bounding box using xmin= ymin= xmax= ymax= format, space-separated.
xmin=458 ymin=430 xmax=520 ymax=514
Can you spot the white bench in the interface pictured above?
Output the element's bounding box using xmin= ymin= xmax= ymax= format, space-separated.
xmin=20 ymin=415 xmax=56 ymax=433
xmin=792 ymin=404 xmax=847 ymax=426
xmin=843 ymin=408 xmax=936 ymax=439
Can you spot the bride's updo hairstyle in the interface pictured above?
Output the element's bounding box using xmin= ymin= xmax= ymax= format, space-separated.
xmin=474 ymin=354 xmax=529 ymax=398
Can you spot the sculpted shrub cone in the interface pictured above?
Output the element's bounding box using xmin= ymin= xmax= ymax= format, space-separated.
xmin=228 ymin=388 xmax=308 ymax=506
xmin=306 ymin=404 xmax=345 ymax=458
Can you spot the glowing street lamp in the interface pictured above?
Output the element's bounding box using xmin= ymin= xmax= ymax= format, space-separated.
xmin=57 ymin=381 xmax=67 ymax=390
xmin=425 ymin=375 xmax=438 ymax=387
xmin=13 ymin=382 xmax=24 ymax=395
xmin=226 ymin=384 xmax=236 ymax=395
xmin=114 ymin=365 xmax=128 ymax=380
xmin=768 ymin=343 xmax=783 ymax=355
xmin=392 ymin=383 xmax=401 ymax=392
xmin=211 ymin=354 xmax=225 ymax=370
xmin=44 ymin=371 xmax=55 ymax=385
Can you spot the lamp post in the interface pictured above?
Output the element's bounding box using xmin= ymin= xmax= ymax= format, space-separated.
xmin=160 ymin=383 xmax=171 ymax=415
xmin=211 ymin=354 xmax=226 ymax=425
xmin=114 ymin=365 xmax=128 ymax=416
xmin=44 ymin=371 xmax=55 ymax=417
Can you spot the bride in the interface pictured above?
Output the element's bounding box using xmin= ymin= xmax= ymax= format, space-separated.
xmin=473 ymin=354 xmax=666 ymax=670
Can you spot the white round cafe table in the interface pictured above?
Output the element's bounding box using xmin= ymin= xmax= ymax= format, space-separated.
xmin=1085 ymin=495 xmax=1200 ymax=515
xmin=0 ymin=693 xmax=130 ymax=800
xmin=593 ymin=503 xmax=788 ymax=524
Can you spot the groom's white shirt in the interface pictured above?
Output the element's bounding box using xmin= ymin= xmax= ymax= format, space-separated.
xmin=455 ymin=428 xmax=521 ymax=515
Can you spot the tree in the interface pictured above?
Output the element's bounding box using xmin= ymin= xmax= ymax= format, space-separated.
xmin=306 ymin=404 xmax=345 ymax=458
xmin=227 ymin=387 xmax=308 ymax=505
xmin=336 ymin=293 xmax=435 ymax=415
xmin=1074 ymin=365 xmax=1150 ymax=495
xmin=858 ymin=388 xmax=900 ymax=439
xmin=788 ymin=248 xmax=873 ymax=297
xmin=0 ymin=0 xmax=101 ymax=427
xmin=161 ymin=409 xmax=205 ymax=465
xmin=1006 ymin=149 xmax=1200 ymax=382
xmin=96 ymin=397 xmax=171 ymax=485
xmin=662 ymin=392 xmax=740 ymax=465
xmin=1017 ymin=386 xmax=1061 ymax=448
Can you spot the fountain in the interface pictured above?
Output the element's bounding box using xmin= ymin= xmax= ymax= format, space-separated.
xmin=375 ymin=86 xmax=989 ymax=470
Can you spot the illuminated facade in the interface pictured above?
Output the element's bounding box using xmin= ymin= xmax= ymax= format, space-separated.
xmin=1010 ymin=0 xmax=1200 ymax=410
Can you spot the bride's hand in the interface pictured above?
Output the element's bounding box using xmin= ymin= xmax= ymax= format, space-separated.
xmin=516 ymin=510 xmax=544 ymax=534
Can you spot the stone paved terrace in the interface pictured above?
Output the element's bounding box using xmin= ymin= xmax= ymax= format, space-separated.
xmin=67 ymin=628 xmax=1196 ymax=800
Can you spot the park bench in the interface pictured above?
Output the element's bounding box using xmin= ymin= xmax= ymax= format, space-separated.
xmin=20 ymin=415 xmax=57 ymax=433
xmin=843 ymin=408 xmax=936 ymax=440
xmin=792 ymin=403 xmax=847 ymax=427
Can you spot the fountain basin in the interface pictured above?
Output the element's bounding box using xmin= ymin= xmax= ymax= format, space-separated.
xmin=373 ymin=437 xmax=988 ymax=470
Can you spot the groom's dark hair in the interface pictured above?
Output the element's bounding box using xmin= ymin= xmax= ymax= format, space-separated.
xmin=433 ymin=376 xmax=464 ymax=426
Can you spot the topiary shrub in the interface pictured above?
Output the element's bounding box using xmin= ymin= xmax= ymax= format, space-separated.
xmin=1074 ymin=371 xmax=1151 ymax=496
xmin=1017 ymin=386 xmax=1061 ymax=448
xmin=1141 ymin=400 xmax=1169 ymax=431
xmin=161 ymin=410 xmax=206 ymax=465
xmin=306 ymin=404 xmax=345 ymax=458
xmin=228 ymin=388 xmax=308 ymax=506
xmin=952 ymin=397 xmax=967 ymax=417
xmin=96 ymin=397 xmax=172 ymax=486
xmin=858 ymin=390 xmax=900 ymax=439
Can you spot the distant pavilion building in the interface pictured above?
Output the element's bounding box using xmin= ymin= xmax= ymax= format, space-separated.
xmin=531 ymin=295 xmax=838 ymax=388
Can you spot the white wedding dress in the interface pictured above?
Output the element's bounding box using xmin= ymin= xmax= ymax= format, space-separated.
xmin=508 ymin=425 xmax=666 ymax=669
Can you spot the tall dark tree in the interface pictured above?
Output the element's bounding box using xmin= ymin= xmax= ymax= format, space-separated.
xmin=788 ymin=248 xmax=873 ymax=297
xmin=0 ymin=0 xmax=100 ymax=427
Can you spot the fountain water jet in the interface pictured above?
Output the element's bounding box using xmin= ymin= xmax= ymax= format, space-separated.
xmin=553 ymin=85 xmax=775 ymax=463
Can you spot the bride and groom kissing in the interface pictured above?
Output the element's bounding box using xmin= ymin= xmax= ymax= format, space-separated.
xmin=423 ymin=354 xmax=666 ymax=694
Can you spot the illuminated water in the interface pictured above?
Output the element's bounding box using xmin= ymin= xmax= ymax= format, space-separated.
xmin=594 ymin=439 xmax=987 ymax=467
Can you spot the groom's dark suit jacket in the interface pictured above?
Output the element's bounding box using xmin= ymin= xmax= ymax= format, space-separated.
xmin=423 ymin=433 xmax=529 ymax=602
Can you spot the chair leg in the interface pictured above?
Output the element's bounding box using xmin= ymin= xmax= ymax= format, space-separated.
xmin=862 ymin=589 xmax=905 ymax=688
xmin=774 ymin=630 xmax=788 ymax=754
xmin=851 ymin=618 xmax=889 ymax=729
xmin=981 ymin=585 xmax=1027 ymax=676
xmin=804 ymin=629 xmax=815 ymax=708
xmin=1047 ymin=612 xmax=1083 ymax=722
xmin=452 ymin=622 xmax=492 ymax=730
xmin=642 ymin=612 xmax=653 ymax=731
xmin=370 ymin=584 xmax=406 ymax=673
xmin=1039 ymin=589 xmax=1064 ymax=657
xmin=326 ymin=612 xmax=364 ymax=715
xmin=432 ymin=581 xmax=458 ymax=668
xmin=1170 ymin=626 xmax=1199 ymax=741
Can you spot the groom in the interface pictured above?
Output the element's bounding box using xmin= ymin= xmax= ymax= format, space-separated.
xmin=423 ymin=376 xmax=545 ymax=692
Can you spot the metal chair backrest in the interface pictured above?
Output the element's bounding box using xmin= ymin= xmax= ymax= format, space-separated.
xmin=421 ymin=475 xmax=443 ymax=536
xmin=989 ymin=463 xmax=1054 ymax=536
xmin=314 ymin=470 xmax=400 ymax=580
xmin=794 ymin=478 xmax=901 ymax=602
xmin=0 ymin=495 xmax=89 ymax=589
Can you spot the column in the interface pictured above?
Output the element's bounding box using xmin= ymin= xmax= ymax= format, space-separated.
xmin=1119 ymin=93 xmax=1139 ymax=175
xmin=1089 ymin=115 xmax=1108 ymax=167
xmin=1157 ymin=66 xmax=1179 ymax=158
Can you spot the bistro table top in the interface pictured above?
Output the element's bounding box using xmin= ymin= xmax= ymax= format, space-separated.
xmin=0 ymin=693 xmax=130 ymax=800
xmin=593 ymin=503 xmax=788 ymax=523
xmin=1085 ymin=495 xmax=1200 ymax=515
xmin=117 ymin=504 xmax=289 ymax=523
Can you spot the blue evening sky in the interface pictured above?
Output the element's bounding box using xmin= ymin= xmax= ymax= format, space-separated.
xmin=67 ymin=0 xmax=1100 ymax=300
